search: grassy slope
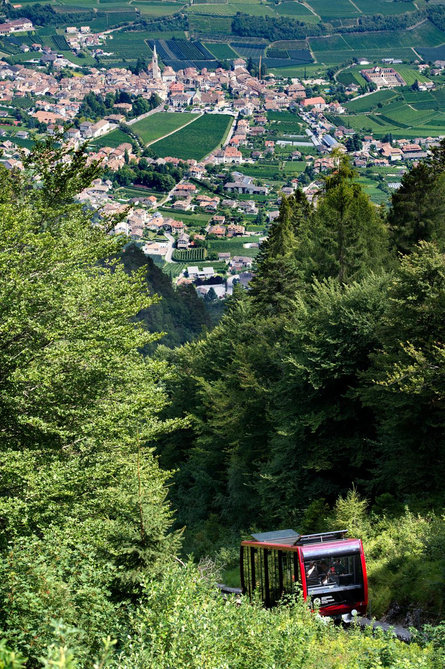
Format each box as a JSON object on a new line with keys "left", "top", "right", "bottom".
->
{"left": 151, "top": 114, "right": 233, "bottom": 160}
{"left": 131, "top": 112, "right": 199, "bottom": 144}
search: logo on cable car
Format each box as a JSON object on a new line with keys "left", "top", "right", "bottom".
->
{"left": 313, "top": 595, "right": 335, "bottom": 605}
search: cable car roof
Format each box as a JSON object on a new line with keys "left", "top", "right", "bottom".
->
{"left": 250, "top": 529, "right": 349, "bottom": 547}
{"left": 251, "top": 529, "right": 300, "bottom": 545}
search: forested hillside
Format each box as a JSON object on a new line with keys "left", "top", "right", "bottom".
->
{"left": 120, "top": 244, "right": 214, "bottom": 351}
{"left": 0, "top": 140, "right": 443, "bottom": 666}
{"left": 158, "top": 149, "right": 445, "bottom": 621}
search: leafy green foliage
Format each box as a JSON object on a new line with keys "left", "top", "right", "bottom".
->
{"left": 0, "top": 141, "right": 181, "bottom": 662}
{"left": 117, "top": 563, "right": 434, "bottom": 668}
{"left": 0, "top": 133, "right": 443, "bottom": 665}
{"left": 325, "top": 490, "right": 445, "bottom": 621}
{"left": 159, "top": 154, "right": 444, "bottom": 629}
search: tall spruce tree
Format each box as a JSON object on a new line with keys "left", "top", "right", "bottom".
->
{"left": 249, "top": 194, "right": 306, "bottom": 312}
{"left": 361, "top": 242, "right": 445, "bottom": 499}
{"left": 388, "top": 139, "right": 445, "bottom": 254}
{"left": 298, "top": 156, "right": 389, "bottom": 283}
{"left": 255, "top": 273, "right": 390, "bottom": 525}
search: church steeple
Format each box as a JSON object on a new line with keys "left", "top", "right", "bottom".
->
{"left": 151, "top": 44, "right": 161, "bottom": 80}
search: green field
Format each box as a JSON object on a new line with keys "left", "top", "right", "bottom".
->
{"left": 356, "top": 0, "right": 416, "bottom": 13}
{"left": 188, "top": 14, "right": 233, "bottom": 34}
{"left": 306, "top": 0, "right": 359, "bottom": 19}
{"left": 90, "top": 128, "right": 133, "bottom": 149}
{"left": 330, "top": 93, "right": 445, "bottom": 137}
{"left": 204, "top": 42, "right": 238, "bottom": 59}
{"left": 274, "top": 2, "right": 314, "bottom": 18}
{"left": 239, "top": 164, "right": 283, "bottom": 179}
{"left": 311, "top": 35, "right": 352, "bottom": 53}
{"left": 131, "top": 112, "right": 200, "bottom": 145}
{"left": 151, "top": 114, "right": 233, "bottom": 160}
{"left": 345, "top": 90, "right": 398, "bottom": 113}
{"left": 132, "top": 2, "right": 183, "bottom": 17}
{"left": 158, "top": 208, "right": 212, "bottom": 227}
{"left": 105, "top": 30, "right": 153, "bottom": 59}
{"left": 207, "top": 236, "right": 261, "bottom": 257}
{"left": 162, "top": 262, "right": 186, "bottom": 278}
{"left": 173, "top": 247, "right": 206, "bottom": 261}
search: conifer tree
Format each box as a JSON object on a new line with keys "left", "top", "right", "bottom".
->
{"left": 249, "top": 194, "right": 306, "bottom": 312}
{"left": 361, "top": 242, "right": 445, "bottom": 497}
{"left": 388, "top": 139, "right": 445, "bottom": 254}
{"left": 298, "top": 156, "right": 389, "bottom": 283}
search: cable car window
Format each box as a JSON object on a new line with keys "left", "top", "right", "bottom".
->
{"left": 304, "top": 554, "right": 363, "bottom": 594}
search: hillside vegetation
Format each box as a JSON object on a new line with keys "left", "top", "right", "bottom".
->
{"left": 0, "top": 140, "right": 443, "bottom": 665}
{"left": 158, "top": 151, "right": 445, "bottom": 622}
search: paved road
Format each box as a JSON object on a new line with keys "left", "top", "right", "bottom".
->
{"left": 226, "top": 274, "right": 239, "bottom": 296}
{"left": 222, "top": 113, "right": 238, "bottom": 148}
{"left": 164, "top": 231, "right": 175, "bottom": 262}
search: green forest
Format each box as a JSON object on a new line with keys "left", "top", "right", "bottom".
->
{"left": 0, "top": 139, "right": 443, "bottom": 666}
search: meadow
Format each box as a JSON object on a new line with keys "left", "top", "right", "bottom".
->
{"left": 207, "top": 236, "right": 261, "bottom": 257}
{"left": 151, "top": 114, "right": 233, "bottom": 160}
{"left": 329, "top": 102, "right": 445, "bottom": 138}
{"left": 353, "top": 0, "right": 416, "bottom": 15}
{"left": 90, "top": 128, "right": 132, "bottom": 149}
{"left": 131, "top": 112, "right": 200, "bottom": 145}
{"left": 336, "top": 83, "right": 445, "bottom": 138}
{"left": 132, "top": 2, "right": 183, "bottom": 18}
{"left": 345, "top": 89, "right": 398, "bottom": 113}
{"left": 158, "top": 208, "right": 212, "bottom": 228}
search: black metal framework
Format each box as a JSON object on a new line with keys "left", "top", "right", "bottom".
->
{"left": 241, "top": 545, "right": 299, "bottom": 607}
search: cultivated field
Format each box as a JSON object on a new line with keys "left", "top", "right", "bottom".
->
{"left": 131, "top": 112, "right": 200, "bottom": 145}
{"left": 329, "top": 90, "right": 445, "bottom": 138}
{"left": 151, "top": 114, "right": 233, "bottom": 160}
{"left": 105, "top": 30, "right": 153, "bottom": 60}
{"left": 90, "top": 129, "right": 133, "bottom": 149}
{"left": 207, "top": 237, "right": 261, "bottom": 257}
{"left": 204, "top": 42, "right": 239, "bottom": 60}
{"left": 7, "top": 0, "right": 445, "bottom": 82}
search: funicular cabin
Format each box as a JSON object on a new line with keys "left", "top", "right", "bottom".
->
{"left": 240, "top": 529, "right": 368, "bottom": 622}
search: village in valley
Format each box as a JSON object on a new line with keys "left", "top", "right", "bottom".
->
{"left": 1, "top": 4, "right": 445, "bottom": 298}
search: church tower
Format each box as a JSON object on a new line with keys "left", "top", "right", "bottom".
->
{"left": 151, "top": 44, "right": 161, "bottom": 80}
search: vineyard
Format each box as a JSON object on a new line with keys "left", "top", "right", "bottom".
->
{"left": 131, "top": 112, "right": 199, "bottom": 145}
{"left": 151, "top": 114, "right": 233, "bottom": 161}
{"left": 52, "top": 35, "right": 70, "bottom": 51}
{"left": 173, "top": 247, "right": 206, "bottom": 261}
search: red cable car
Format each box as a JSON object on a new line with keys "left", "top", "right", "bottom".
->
{"left": 240, "top": 529, "right": 368, "bottom": 622}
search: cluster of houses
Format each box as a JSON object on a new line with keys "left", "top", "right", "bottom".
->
{"left": 1, "top": 16, "right": 444, "bottom": 297}
{"left": 0, "top": 18, "right": 33, "bottom": 35}
{"left": 64, "top": 25, "right": 106, "bottom": 51}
